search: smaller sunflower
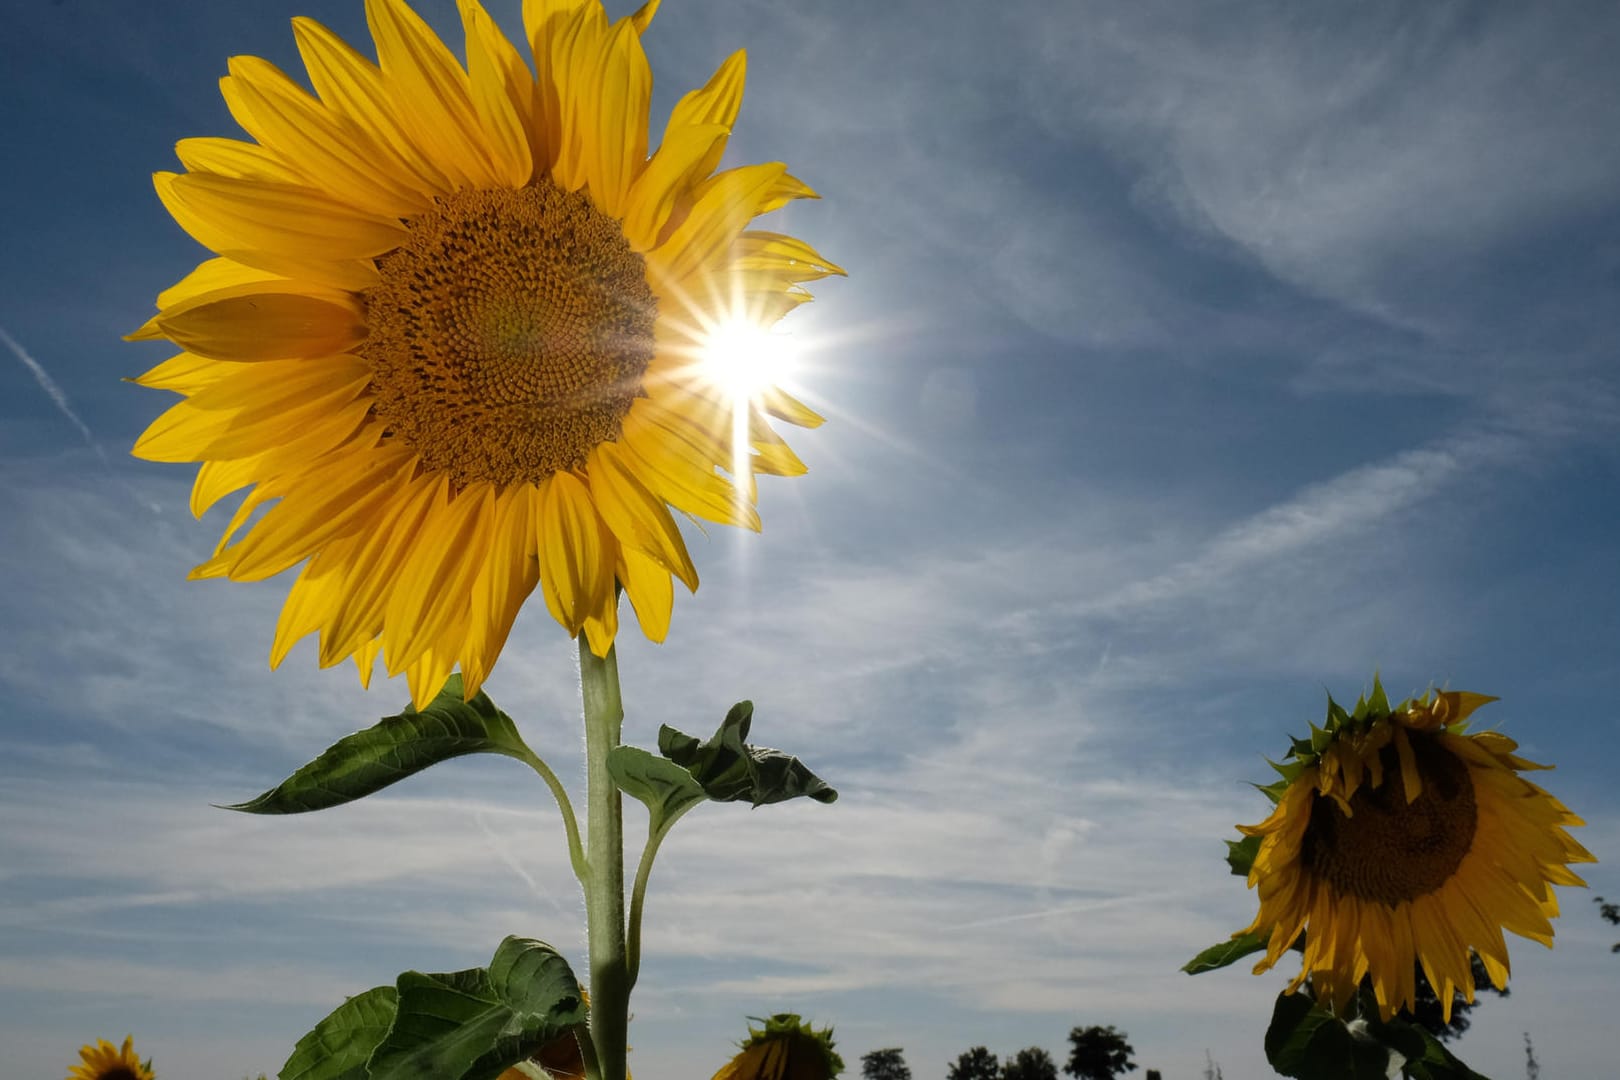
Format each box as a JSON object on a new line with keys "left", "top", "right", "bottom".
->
{"left": 1237, "top": 681, "right": 1594, "bottom": 1021}
{"left": 711, "top": 1014, "right": 844, "bottom": 1080}
{"left": 67, "top": 1036, "right": 154, "bottom": 1080}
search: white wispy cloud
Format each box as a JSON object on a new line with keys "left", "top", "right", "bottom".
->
{"left": 1014, "top": 2, "right": 1620, "bottom": 329}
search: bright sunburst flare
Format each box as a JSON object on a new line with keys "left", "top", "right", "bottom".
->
{"left": 67, "top": 1036, "right": 154, "bottom": 1080}
{"left": 699, "top": 319, "right": 797, "bottom": 403}
{"left": 695, "top": 316, "right": 802, "bottom": 504}
{"left": 1237, "top": 685, "right": 1595, "bottom": 1021}
{"left": 130, "top": 0, "right": 844, "bottom": 705}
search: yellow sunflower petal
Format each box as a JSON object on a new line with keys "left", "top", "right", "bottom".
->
{"left": 176, "top": 135, "right": 307, "bottom": 184}
{"left": 579, "top": 18, "right": 651, "bottom": 217}
{"left": 628, "top": 0, "right": 660, "bottom": 34}
{"left": 521, "top": 0, "right": 590, "bottom": 173}
{"left": 457, "top": 0, "right": 538, "bottom": 186}
{"left": 153, "top": 171, "right": 384, "bottom": 292}
{"left": 546, "top": 0, "right": 610, "bottom": 193}
{"left": 365, "top": 0, "right": 503, "bottom": 188}
{"left": 133, "top": 357, "right": 371, "bottom": 462}
{"left": 586, "top": 441, "right": 699, "bottom": 590}
{"left": 222, "top": 57, "right": 431, "bottom": 217}
{"left": 129, "top": 351, "right": 231, "bottom": 395}
{"left": 154, "top": 288, "right": 366, "bottom": 361}
{"left": 463, "top": 483, "right": 541, "bottom": 695}
{"left": 164, "top": 171, "right": 406, "bottom": 260}
{"left": 291, "top": 15, "right": 454, "bottom": 194}
{"left": 213, "top": 447, "right": 416, "bottom": 582}
{"left": 621, "top": 121, "right": 730, "bottom": 251}
{"left": 663, "top": 48, "right": 745, "bottom": 186}
{"left": 618, "top": 545, "right": 673, "bottom": 642}
{"left": 536, "top": 471, "right": 615, "bottom": 635}
{"left": 384, "top": 481, "right": 497, "bottom": 676}
{"left": 619, "top": 409, "right": 760, "bottom": 529}
{"left": 649, "top": 162, "right": 789, "bottom": 284}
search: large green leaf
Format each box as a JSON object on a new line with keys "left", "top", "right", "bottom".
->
{"left": 609, "top": 745, "right": 707, "bottom": 831}
{"left": 1264, "top": 992, "right": 1391, "bottom": 1080}
{"left": 280, "top": 985, "right": 398, "bottom": 1080}
{"left": 224, "top": 675, "right": 535, "bottom": 814}
{"left": 657, "top": 701, "right": 837, "bottom": 807}
{"left": 367, "top": 937, "right": 585, "bottom": 1080}
{"left": 1181, "top": 928, "right": 1266, "bottom": 975}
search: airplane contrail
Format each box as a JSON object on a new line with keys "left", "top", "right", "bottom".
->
{"left": 0, "top": 322, "right": 109, "bottom": 466}
{"left": 2, "top": 322, "right": 165, "bottom": 514}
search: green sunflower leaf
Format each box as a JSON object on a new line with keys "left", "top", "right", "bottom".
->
{"left": 279, "top": 985, "right": 397, "bottom": 1080}
{"left": 1393, "top": 1026, "right": 1493, "bottom": 1080}
{"left": 1181, "top": 928, "right": 1266, "bottom": 975}
{"left": 1264, "top": 992, "right": 1393, "bottom": 1080}
{"left": 1226, "top": 834, "right": 1261, "bottom": 877}
{"left": 223, "top": 675, "right": 536, "bottom": 814}
{"left": 367, "top": 936, "right": 586, "bottom": 1080}
{"left": 609, "top": 744, "right": 708, "bottom": 832}
{"left": 657, "top": 701, "right": 838, "bottom": 807}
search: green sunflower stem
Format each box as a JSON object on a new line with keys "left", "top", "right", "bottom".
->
{"left": 579, "top": 636, "right": 630, "bottom": 1080}
{"left": 626, "top": 804, "right": 695, "bottom": 990}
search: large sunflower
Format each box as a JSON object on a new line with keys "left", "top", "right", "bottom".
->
{"left": 130, "top": 0, "right": 841, "bottom": 706}
{"left": 1238, "top": 685, "right": 1594, "bottom": 1021}
{"left": 67, "top": 1036, "right": 154, "bottom": 1080}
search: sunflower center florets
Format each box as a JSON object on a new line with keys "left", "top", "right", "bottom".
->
{"left": 100, "top": 1070, "right": 139, "bottom": 1080}
{"left": 1301, "top": 733, "right": 1477, "bottom": 905}
{"left": 360, "top": 180, "right": 657, "bottom": 486}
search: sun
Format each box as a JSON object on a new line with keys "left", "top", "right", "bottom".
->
{"left": 694, "top": 317, "right": 803, "bottom": 499}
{"left": 698, "top": 318, "right": 798, "bottom": 405}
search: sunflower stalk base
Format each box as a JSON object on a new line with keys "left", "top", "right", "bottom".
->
{"left": 219, "top": 639, "right": 837, "bottom": 1080}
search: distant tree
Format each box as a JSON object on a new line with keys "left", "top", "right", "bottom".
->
{"left": 1145, "top": 1071, "right": 1161, "bottom": 1080}
{"left": 861, "top": 1048, "right": 911, "bottom": 1080}
{"left": 1062, "top": 1026, "right": 1136, "bottom": 1080}
{"left": 1523, "top": 1032, "right": 1540, "bottom": 1080}
{"left": 1201, "top": 1051, "right": 1223, "bottom": 1080}
{"left": 1597, "top": 895, "right": 1620, "bottom": 952}
{"left": 948, "top": 1046, "right": 1000, "bottom": 1080}
{"left": 1001, "top": 1047, "right": 1059, "bottom": 1080}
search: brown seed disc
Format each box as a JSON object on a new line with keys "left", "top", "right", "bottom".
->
{"left": 360, "top": 180, "right": 657, "bottom": 486}
{"left": 1301, "top": 733, "right": 1478, "bottom": 905}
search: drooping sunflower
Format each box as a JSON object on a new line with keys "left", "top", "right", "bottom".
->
{"left": 67, "top": 1036, "right": 155, "bottom": 1080}
{"left": 711, "top": 1014, "right": 844, "bottom": 1080}
{"left": 1237, "top": 683, "right": 1595, "bottom": 1021}
{"left": 130, "top": 0, "right": 841, "bottom": 706}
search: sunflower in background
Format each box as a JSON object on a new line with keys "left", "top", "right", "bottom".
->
{"left": 712, "top": 1014, "right": 844, "bottom": 1080}
{"left": 67, "top": 1036, "right": 154, "bottom": 1080}
{"left": 130, "top": 0, "right": 842, "bottom": 706}
{"left": 1237, "top": 682, "right": 1595, "bottom": 1021}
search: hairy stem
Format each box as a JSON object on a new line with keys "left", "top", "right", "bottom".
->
{"left": 579, "top": 638, "right": 628, "bottom": 1080}
{"left": 519, "top": 749, "right": 590, "bottom": 889}
{"left": 626, "top": 805, "right": 695, "bottom": 990}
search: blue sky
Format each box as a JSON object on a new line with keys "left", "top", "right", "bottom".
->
{"left": 3, "top": 1, "right": 1619, "bottom": 1077}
